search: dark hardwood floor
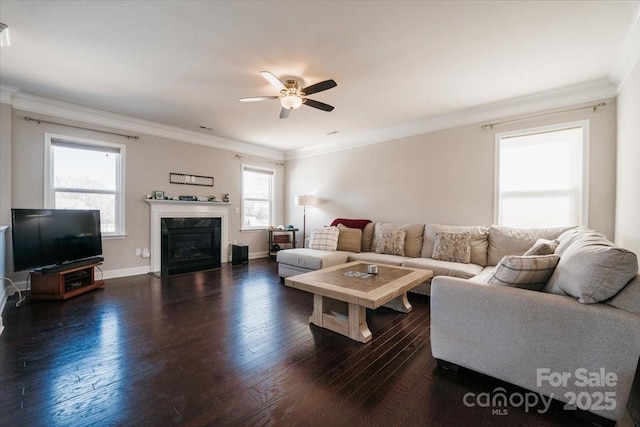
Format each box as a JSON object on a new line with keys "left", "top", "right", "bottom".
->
{"left": 0, "top": 258, "right": 624, "bottom": 426}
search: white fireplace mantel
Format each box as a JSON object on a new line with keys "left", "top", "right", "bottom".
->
{"left": 146, "top": 199, "right": 231, "bottom": 273}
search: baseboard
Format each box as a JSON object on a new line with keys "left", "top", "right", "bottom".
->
{"left": 249, "top": 252, "right": 268, "bottom": 259}
{"left": 100, "top": 265, "right": 151, "bottom": 280}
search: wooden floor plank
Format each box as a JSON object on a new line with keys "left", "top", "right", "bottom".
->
{"left": 0, "top": 259, "right": 604, "bottom": 426}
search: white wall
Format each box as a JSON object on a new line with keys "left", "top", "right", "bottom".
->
{"left": 7, "top": 108, "right": 284, "bottom": 281}
{"left": 285, "top": 99, "right": 618, "bottom": 239}
{"left": 0, "top": 103, "right": 12, "bottom": 332}
{"left": 615, "top": 59, "right": 640, "bottom": 255}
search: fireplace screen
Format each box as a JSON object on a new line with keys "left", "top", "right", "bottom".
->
{"left": 161, "top": 217, "right": 221, "bottom": 276}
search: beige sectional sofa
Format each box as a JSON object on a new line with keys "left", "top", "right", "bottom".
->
{"left": 277, "top": 221, "right": 570, "bottom": 295}
{"left": 277, "top": 221, "right": 640, "bottom": 424}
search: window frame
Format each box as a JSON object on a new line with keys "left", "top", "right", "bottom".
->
{"left": 493, "top": 120, "right": 590, "bottom": 228}
{"left": 44, "top": 133, "right": 126, "bottom": 238}
{"left": 240, "top": 164, "right": 276, "bottom": 231}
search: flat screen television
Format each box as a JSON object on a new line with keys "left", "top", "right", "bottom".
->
{"left": 11, "top": 208, "right": 104, "bottom": 273}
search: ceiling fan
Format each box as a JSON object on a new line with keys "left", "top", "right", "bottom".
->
{"left": 239, "top": 71, "right": 337, "bottom": 119}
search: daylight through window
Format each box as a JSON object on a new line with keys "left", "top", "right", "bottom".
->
{"left": 242, "top": 165, "right": 274, "bottom": 230}
{"left": 495, "top": 121, "right": 588, "bottom": 228}
{"left": 45, "top": 134, "right": 125, "bottom": 235}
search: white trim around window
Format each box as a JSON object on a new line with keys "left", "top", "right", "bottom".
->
{"left": 241, "top": 164, "right": 276, "bottom": 231}
{"left": 494, "top": 120, "right": 590, "bottom": 228}
{"left": 44, "top": 133, "right": 126, "bottom": 237}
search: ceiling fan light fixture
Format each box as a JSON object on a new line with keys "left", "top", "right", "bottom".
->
{"left": 280, "top": 94, "right": 303, "bottom": 110}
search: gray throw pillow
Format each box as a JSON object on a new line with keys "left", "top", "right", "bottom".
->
{"left": 486, "top": 254, "right": 560, "bottom": 291}
{"left": 546, "top": 233, "right": 638, "bottom": 303}
{"left": 523, "top": 239, "right": 559, "bottom": 256}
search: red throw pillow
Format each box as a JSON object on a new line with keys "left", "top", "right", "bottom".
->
{"left": 330, "top": 218, "right": 372, "bottom": 230}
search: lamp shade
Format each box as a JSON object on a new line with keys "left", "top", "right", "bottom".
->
{"left": 295, "top": 195, "right": 317, "bottom": 206}
{"left": 281, "top": 95, "right": 303, "bottom": 110}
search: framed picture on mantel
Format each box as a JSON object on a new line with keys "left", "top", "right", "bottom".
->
{"left": 153, "top": 191, "right": 165, "bottom": 200}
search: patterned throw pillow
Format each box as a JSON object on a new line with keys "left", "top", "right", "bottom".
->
{"left": 523, "top": 239, "right": 559, "bottom": 256}
{"left": 336, "top": 224, "right": 362, "bottom": 252}
{"left": 373, "top": 229, "right": 406, "bottom": 256}
{"left": 432, "top": 231, "right": 471, "bottom": 264}
{"left": 309, "top": 227, "right": 340, "bottom": 251}
{"left": 486, "top": 254, "right": 561, "bottom": 290}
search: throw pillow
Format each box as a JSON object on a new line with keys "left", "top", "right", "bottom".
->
{"left": 486, "top": 255, "right": 561, "bottom": 290}
{"left": 373, "top": 229, "right": 406, "bottom": 256}
{"left": 309, "top": 227, "right": 340, "bottom": 251}
{"left": 336, "top": 224, "right": 362, "bottom": 252}
{"left": 545, "top": 233, "right": 638, "bottom": 303}
{"left": 432, "top": 231, "right": 471, "bottom": 264}
{"left": 523, "top": 239, "right": 559, "bottom": 256}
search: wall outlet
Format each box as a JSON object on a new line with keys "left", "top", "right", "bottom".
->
{"left": 135, "top": 248, "right": 142, "bottom": 256}
{"left": 236, "top": 207, "right": 240, "bottom": 214}
{"left": 141, "top": 248, "right": 150, "bottom": 258}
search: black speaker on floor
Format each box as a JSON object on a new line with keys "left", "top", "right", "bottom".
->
{"left": 232, "top": 244, "right": 249, "bottom": 266}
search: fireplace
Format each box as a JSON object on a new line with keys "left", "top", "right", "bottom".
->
{"left": 146, "top": 199, "right": 231, "bottom": 276}
{"left": 161, "top": 217, "right": 221, "bottom": 276}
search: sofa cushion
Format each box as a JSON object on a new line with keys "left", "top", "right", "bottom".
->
{"left": 469, "top": 266, "right": 497, "bottom": 283}
{"left": 422, "top": 224, "right": 489, "bottom": 266}
{"left": 373, "top": 228, "right": 406, "bottom": 256}
{"left": 486, "top": 255, "right": 560, "bottom": 291}
{"left": 348, "top": 252, "right": 409, "bottom": 266}
{"left": 336, "top": 224, "right": 362, "bottom": 252}
{"left": 606, "top": 273, "right": 640, "bottom": 315}
{"left": 487, "top": 225, "right": 572, "bottom": 266}
{"left": 309, "top": 227, "right": 340, "bottom": 251}
{"left": 372, "top": 223, "right": 424, "bottom": 258}
{"left": 544, "top": 232, "right": 639, "bottom": 304}
{"left": 362, "top": 222, "right": 375, "bottom": 252}
{"left": 523, "top": 238, "right": 559, "bottom": 256}
{"left": 554, "top": 226, "right": 598, "bottom": 256}
{"left": 276, "top": 248, "right": 351, "bottom": 270}
{"left": 432, "top": 231, "right": 471, "bottom": 264}
{"left": 403, "top": 257, "right": 483, "bottom": 279}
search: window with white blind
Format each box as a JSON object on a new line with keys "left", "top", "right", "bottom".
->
{"left": 495, "top": 121, "right": 588, "bottom": 228}
{"left": 44, "top": 134, "right": 126, "bottom": 236}
{"left": 241, "top": 165, "right": 275, "bottom": 230}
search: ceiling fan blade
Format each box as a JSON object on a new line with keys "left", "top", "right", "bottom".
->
{"left": 302, "top": 79, "right": 337, "bottom": 95}
{"left": 260, "top": 71, "right": 286, "bottom": 91}
{"left": 239, "top": 96, "right": 280, "bottom": 102}
{"left": 304, "top": 98, "right": 334, "bottom": 112}
{"left": 279, "top": 108, "right": 291, "bottom": 119}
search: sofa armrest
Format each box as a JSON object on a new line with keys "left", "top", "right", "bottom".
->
{"left": 430, "top": 276, "right": 640, "bottom": 421}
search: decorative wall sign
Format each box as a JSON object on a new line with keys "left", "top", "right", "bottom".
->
{"left": 170, "top": 172, "right": 214, "bottom": 187}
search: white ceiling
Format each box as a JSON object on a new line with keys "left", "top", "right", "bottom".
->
{"left": 0, "top": 1, "right": 638, "bottom": 157}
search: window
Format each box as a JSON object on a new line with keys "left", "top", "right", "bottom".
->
{"left": 495, "top": 121, "right": 588, "bottom": 228}
{"left": 44, "top": 134, "right": 125, "bottom": 236}
{"left": 241, "top": 165, "right": 275, "bottom": 230}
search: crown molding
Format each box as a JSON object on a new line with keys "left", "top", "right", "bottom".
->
{"left": 285, "top": 78, "right": 618, "bottom": 160}
{"left": 0, "top": 86, "right": 284, "bottom": 161}
{"left": 3, "top": 77, "right": 618, "bottom": 163}
{"left": 610, "top": 4, "right": 640, "bottom": 92}
{"left": 0, "top": 84, "right": 20, "bottom": 104}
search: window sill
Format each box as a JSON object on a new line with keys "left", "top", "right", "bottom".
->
{"left": 240, "top": 228, "right": 266, "bottom": 232}
{"left": 103, "top": 233, "right": 127, "bottom": 240}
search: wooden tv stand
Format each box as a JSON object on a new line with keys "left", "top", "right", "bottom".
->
{"left": 30, "top": 262, "right": 105, "bottom": 300}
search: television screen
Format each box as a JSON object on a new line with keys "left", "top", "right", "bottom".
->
{"left": 11, "top": 208, "right": 103, "bottom": 272}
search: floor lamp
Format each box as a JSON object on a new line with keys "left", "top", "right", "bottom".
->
{"left": 295, "top": 195, "right": 317, "bottom": 245}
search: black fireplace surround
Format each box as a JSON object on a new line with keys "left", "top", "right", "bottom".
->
{"left": 161, "top": 217, "right": 221, "bottom": 276}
